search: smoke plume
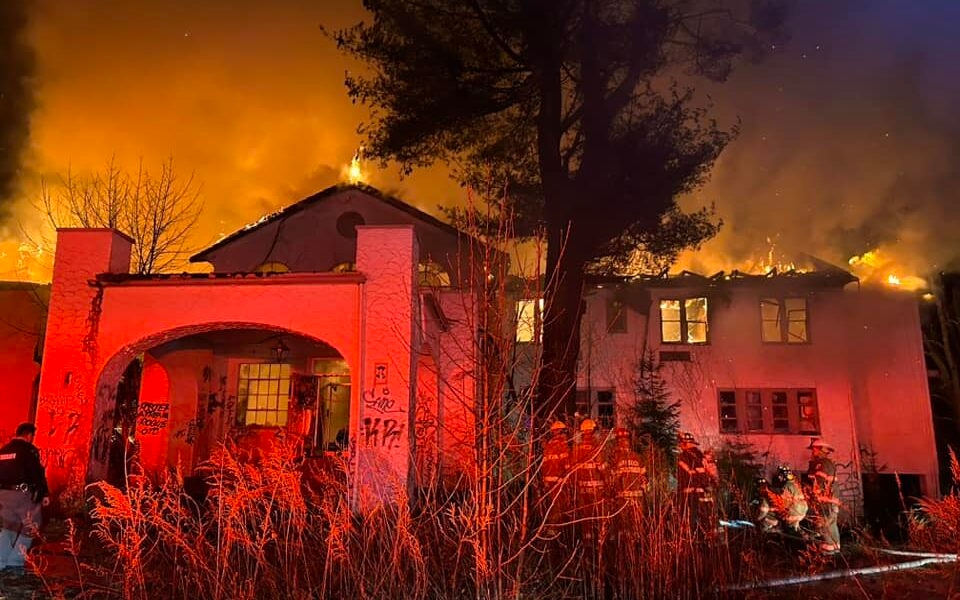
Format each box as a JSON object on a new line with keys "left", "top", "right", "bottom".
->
{"left": 681, "top": 0, "right": 960, "bottom": 282}
{"left": 0, "top": 0, "right": 34, "bottom": 219}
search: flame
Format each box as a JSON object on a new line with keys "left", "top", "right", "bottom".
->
{"left": 847, "top": 248, "right": 928, "bottom": 291}
{"left": 343, "top": 147, "right": 366, "bottom": 184}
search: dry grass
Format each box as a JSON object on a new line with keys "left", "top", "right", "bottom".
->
{"left": 910, "top": 450, "right": 960, "bottom": 554}
{"left": 52, "top": 437, "right": 829, "bottom": 600}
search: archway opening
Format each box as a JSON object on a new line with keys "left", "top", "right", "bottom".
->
{"left": 100, "top": 326, "right": 352, "bottom": 483}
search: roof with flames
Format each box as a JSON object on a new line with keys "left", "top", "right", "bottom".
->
{"left": 588, "top": 255, "right": 858, "bottom": 289}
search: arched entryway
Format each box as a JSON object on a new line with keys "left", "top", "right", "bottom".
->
{"left": 92, "top": 324, "right": 353, "bottom": 484}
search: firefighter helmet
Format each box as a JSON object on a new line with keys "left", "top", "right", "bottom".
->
{"left": 580, "top": 418, "right": 597, "bottom": 432}
{"left": 549, "top": 421, "right": 567, "bottom": 432}
{"left": 756, "top": 477, "right": 769, "bottom": 487}
{"left": 679, "top": 432, "right": 698, "bottom": 445}
{"left": 614, "top": 427, "right": 630, "bottom": 440}
{"left": 808, "top": 438, "right": 835, "bottom": 452}
{"left": 777, "top": 464, "right": 796, "bottom": 480}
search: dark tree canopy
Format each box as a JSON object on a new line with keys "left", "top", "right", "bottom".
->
{"left": 335, "top": 0, "right": 788, "bottom": 415}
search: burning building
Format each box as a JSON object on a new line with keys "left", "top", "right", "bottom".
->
{"left": 27, "top": 183, "right": 939, "bottom": 517}
{"left": 562, "top": 263, "right": 938, "bottom": 519}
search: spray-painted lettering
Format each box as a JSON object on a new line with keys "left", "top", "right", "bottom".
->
{"left": 138, "top": 402, "right": 170, "bottom": 435}
{"left": 361, "top": 417, "right": 405, "bottom": 450}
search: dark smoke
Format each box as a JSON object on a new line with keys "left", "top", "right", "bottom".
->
{"left": 684, "top": 0, "right": 960, "bottom": 276}
{"left": 0, "top": 0, "right": 33, "bottom": 219}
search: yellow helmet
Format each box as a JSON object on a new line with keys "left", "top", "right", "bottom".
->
{"left": 550, "top": 421, "right": 567, "bottom": 432}
{"left": 580, "top": 419, "right": 597, "bottom": 432}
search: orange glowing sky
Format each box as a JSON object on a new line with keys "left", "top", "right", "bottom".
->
{"left": 6, "top": 1, "right": 960, "bottom": 285}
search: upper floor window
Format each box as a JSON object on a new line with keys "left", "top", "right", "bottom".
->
{"left": 718, "top": 388, "right": 819, "bottom": 435}
{"left": 760, "top": 297, "right": 808, "bottom": 343}
{"left": 516, "top": 298, "right": 544, "bottom": 343}
{"left": 606, "top": 297, "right": 627, "bottom": 334}
{"left": 238, "top": 363, "right": 291, "bottom": 426}
{"left": 660, "top": 297, "right": 708, "bottom": 344}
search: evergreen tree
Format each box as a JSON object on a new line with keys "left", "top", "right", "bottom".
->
{"left": 629, "top": 349, "right": 680, "bottom": 461}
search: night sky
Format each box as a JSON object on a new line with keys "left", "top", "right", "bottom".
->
{"left": 3, "top": 0, "right": 959, "bottom": 282}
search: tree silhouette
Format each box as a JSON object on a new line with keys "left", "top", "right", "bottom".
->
{"left": 333, "top": 0, "right": 788, "bottom": 416}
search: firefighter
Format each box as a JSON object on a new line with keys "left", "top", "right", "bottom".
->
{"left": 807, "top": 438, "right": 841, "bottom": 553}
{"left": 572, "top": 419, "right": 606, "bottom": 552}
{"left": 677, "top": 432, "right": 717, "bottom": 534}
{"left": 753, "top": 477, "right": 779, "bottom": 531}
{"left": 608, "top": 427, "right": 647, "bottom": 541}
{"left": 0, "top": 423, "right": 49, "bottom": 570}
{"left": 773, "top": 464, "right": 808, "bottom": 533}
{"left": 541, "top": 421, "right": 572, "bottom": 531}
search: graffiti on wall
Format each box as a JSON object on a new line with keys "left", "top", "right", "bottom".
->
{"left": 414, "top": 395, "right": 438, "bottom": 483}
{"left": 362, "top": 387, "right": 404, "bottom": 414}
{"left": 138, "top": 402, "right": 170, "bottom": 435}
{"left": 361, "top": 417, "right": 405, "bottom": 450}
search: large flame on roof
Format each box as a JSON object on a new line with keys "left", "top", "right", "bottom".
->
{"left": 848, "top": 249, "right": 927, "bottom": 291}
{"left": 343, "top": 148, "right": 366, "bottom": 184}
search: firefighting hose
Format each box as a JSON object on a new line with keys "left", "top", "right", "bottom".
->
{"left": 717, "top": 520, "right": 958, "bottom": 591}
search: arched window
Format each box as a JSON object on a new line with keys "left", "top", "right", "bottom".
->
{"left": 331, "top": 262, "right": 357, "bottom": 273}
{"left": 254, "top": 262, "right": 290, "bottom": 274}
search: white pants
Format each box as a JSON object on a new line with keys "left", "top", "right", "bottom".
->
{"left": 0, "top": 489, "right": 42, "bottom": 569}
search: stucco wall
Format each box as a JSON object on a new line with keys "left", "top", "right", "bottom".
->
{"left": 37, "top": 225, "right": 428, "bottom": 507}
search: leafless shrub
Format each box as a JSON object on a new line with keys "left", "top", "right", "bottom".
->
{"left": 33, "top": 156, "right": 203, "bottom": 274}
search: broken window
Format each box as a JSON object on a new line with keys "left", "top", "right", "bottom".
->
{"left": 760, "top": 297, "right": 808, "bottom": 343}
{"left": 716, "top": 389, "right": 819, "bottom": 435}
{"left": 516, "top": 298, "right": 544, "bottom": 343}
{"left": 659, "top": 296, "right": 709, "bottom": 344}
{"left": 606, "top": 297, "right": 628, "bottom": 334}
{"left": 238, "top": 363, "right": 292, "bottom": 427}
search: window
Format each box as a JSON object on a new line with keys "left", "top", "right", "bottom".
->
{"left": 238, "top": 363, "right": 291, "bottom": 426}
{"left": 660, "top": 297, "right": 708, "bottom": 344}
{"left": 760, "top": 297, "right": 808, "bottom": 343}
{"left": 254, "top": 262, "right": 289, "bottom": 274}
{"left": 575, "top": 388, "right": 616, "bottom": 429}
{"left": 419, "top": 261, "right": 451, "bottom": 287}
{"left": 516, "top": 298, "right": 544, "bottom": 343}
{"left": 716, "top": 389, "right": 819, "bottom": 435}
{"left": 596, "top": 390, "right": 616, "bottom": 430}
{"left": 606, "top": 297, "right": 627, "bottom": 334}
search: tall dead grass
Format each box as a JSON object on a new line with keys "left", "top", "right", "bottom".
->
{"left": 910, "top": 449, "right": 960, "bottom": 553}
{"left": 72, "top": 436, "right": 789, "bottom": 600}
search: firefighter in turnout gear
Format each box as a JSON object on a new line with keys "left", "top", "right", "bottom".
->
{"left": 677, "top": 432, "right": 717, "bottom": 534}
{"left": 753, "top": 477, "right": 779, "bottom": 531}
{"left": 0, "top": 423, "right": 49, "bottom": 570}
{"left": 608, "top": 427, "right": 647, "bottom": 540}
{"left": 807, "top": 438, "right": 841, "bottom": 553}
{"left": 541, "top": 421, "right": 572, "bottom": 530}
{"left": 572, "top": 419, "right": 606, "bottom": 551}
{"left": 773, "top": 464, "right": 808, "bottom": 533}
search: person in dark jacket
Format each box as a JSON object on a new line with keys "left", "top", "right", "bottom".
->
{"left": 0, "top": 423, "right": 49, "bottom": 570}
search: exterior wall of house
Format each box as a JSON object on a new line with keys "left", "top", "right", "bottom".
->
{"left": 35, "top": 225, "right": 430, "bottom": 508}
{"left": 576, "top": 280, "right": 939, "bottom": 514}
{"left": 0, "top": 283, "right": 48, "bottom": 442}
{"left": 847, "top": 289, "right": 939, "bottom": 497}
